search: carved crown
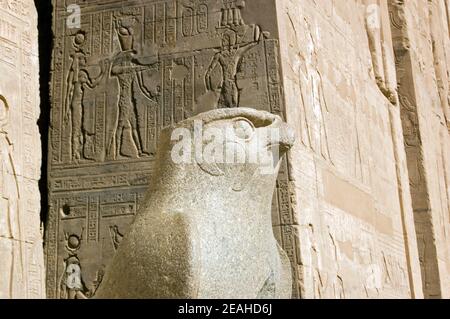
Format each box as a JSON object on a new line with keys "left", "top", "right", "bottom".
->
{"left": 115, "top": 15, "right": 137, "bottom": 51}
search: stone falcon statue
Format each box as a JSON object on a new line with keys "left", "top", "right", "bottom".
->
{"left": 95, "top": 108, "right": 295, "bottom": 299}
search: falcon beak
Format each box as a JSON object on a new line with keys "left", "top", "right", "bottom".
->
{"left": 266, "top": 117, "right": 296, "bottom": 155}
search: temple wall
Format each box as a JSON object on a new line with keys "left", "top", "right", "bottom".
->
{"left": 389, "top": 0, "right": 450, "bottom": 298}
{"left": 0, "top": 0, "right": 45, "bottom": 299}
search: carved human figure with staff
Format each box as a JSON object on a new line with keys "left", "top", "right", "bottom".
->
{"left": 108, "top": 16, "right": 160, "bottom": 159}
{"left": 65, "top": 31, "right": 108, "bottom": 162}
{"left": 205, "top": 26, "right": 263, "bottom": 108}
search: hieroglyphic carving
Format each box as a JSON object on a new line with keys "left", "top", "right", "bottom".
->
{"left": 47, "top": 0, "right": 299, "bottom": 298}
{"left": 45, "top": 200, "right": 59, "bottom": 298}
{"left": 181, "top": 0, "right": 209, "bottom": 37}
{"left": 0, "top": 0, "right": 31, "bottom": 17}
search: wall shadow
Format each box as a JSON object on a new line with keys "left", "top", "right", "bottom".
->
{"left": 34, "top": 0, "right": 53, "bottom": 234}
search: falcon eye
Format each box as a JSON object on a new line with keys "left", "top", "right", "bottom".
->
{"left": 232, "top": 118, "right": 255, "bottom": 141}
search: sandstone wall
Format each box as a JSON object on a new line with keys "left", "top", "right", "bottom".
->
{"left": 276, "top": 0, "right": 424, "bottom": 298}
{"left": 0, "top": 0, "right": 45, "bottom": 298}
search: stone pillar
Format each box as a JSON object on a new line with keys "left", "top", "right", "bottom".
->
{"left": 389, "top": 0, "right": 450, "bottom": 298}
{"left": 0, "top": 0, "right": 45, "bottom": 299}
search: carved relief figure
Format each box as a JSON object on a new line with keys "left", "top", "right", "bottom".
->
{"left": 108, "top": 18, "right": 160, "bottom": 159}
{"left": 206, "top": 2, "right": 265, "bottom": 110}
{"left": 59, "top": 256, "right": 89, "bottom": 299}
{"left": 0, "top": 95, "right": 24, "bottom": 298}
{"left": 63, "top": 253, "right": 101, "bottom": 299}
{"left": 0, "top": 95, "right": 19, "bottom": 240}
{"left": 65, "top": 31, "right": 107, "bottom": 162}
{"left": 302, "top": 21, "right": 333, "bottom": 164}
{"left": 363, "top": 0, "right": 397, "bottom": 104}
{"left": 181, "top": 0, "right": 209, "bottom": 37}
